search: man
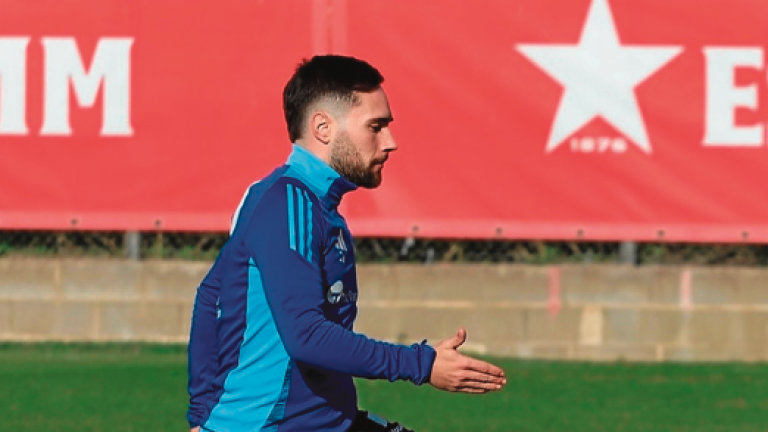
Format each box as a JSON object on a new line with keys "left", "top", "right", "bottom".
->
{"left": 187, "top": 54, "right": 507, "bottom": 432}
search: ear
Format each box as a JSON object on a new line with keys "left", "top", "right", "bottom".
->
{"left": 309, "top": 111, "right": 334, "bottom": 145}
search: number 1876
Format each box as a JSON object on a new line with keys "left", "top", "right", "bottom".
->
{"left": 570, "top": 137, "right": 628, "bottom": 153}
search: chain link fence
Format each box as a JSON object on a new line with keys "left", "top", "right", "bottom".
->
{"left": 2, "top": 230, "right": 768, "bottom": 266}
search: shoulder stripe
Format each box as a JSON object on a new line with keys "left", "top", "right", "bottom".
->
{"left": 296, "top": 187, "right": 305, "bottom": 258}
{"left": 286, "top": 184, "right": 297, "bottom": 251}
{"left": 304, "top": 190, "right": 313, "bottom": 263}
{"left": 285, "top": 183, "right": 314, "bottom": 262}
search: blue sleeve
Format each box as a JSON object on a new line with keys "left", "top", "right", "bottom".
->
{"left": 186, "top": 252, "right": 224, "bottom": 428}
{"left": 243, "top": 181, "right": 436, "bottom": 385}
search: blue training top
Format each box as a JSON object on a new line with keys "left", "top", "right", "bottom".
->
{"left": 187, "top": 145, "right": 437, "bottom": 432}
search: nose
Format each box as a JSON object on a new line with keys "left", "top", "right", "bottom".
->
{"left": 382, "top": 128, "right": 398, "bottom": 152}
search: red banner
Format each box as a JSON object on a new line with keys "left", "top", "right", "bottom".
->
{"left": 2, "top": 0, "right": 768, "bottom": 243}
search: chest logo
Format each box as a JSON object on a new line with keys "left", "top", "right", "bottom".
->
{"left": 334, "top": 229, "right": 348, "bottom": 263}
{"left": 326, "top": 280, "right": 357, "bottom": 305}
{"left": 327, "top": 280, "right": 345, "bottom": 304}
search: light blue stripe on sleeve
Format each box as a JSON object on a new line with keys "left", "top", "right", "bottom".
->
{"left": 286, "top": 184, "right": 296, "bottom": 251}
{"left": 296, "top": 187, "right": 305, "bottom": 258}
{"left": 304, "top": 190, "right": 313, "bottom": 263}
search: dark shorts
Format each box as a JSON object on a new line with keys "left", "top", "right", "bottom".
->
{"left": 347, "top": 411, "right": 415, "bottom": 432}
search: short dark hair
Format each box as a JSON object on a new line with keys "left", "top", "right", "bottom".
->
{"left": 282, "top": 55, "right": 384, "bottom": 142}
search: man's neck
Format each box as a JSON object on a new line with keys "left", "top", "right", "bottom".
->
{"left": 293, "top": 140, "right": 331, "bottom": 166}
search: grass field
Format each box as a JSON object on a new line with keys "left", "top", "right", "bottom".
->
{"left": 2, "top": 343, "right": 768, "bottom": 431}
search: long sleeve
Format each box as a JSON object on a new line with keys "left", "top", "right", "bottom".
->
{"left": 186, "top": 253, "right": 224, "bottom": 428}
{"left": 243, "top": 180, "right": 436, "bottom": 385}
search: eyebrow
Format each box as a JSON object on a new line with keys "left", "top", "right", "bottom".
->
{"left": 368, "top": 116, "right": 394, "bottom": 124}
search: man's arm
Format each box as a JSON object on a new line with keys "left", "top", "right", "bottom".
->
{"left": 244, "top": 182, "right": 435, "bottom": 384}
{"left": 186, "top": 253, "right": 224, "bottom": 428}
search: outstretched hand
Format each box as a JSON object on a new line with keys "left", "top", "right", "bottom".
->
{"left": 428, "top": 328, "right": 507, "bottom": 394}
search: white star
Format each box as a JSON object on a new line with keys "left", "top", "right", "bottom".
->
{"left": 516, "top": 0, "right": 682, "bottom": 153}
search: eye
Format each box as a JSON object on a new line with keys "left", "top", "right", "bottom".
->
{"left": 370, "top": 124, "right": 382, "bottom": 133}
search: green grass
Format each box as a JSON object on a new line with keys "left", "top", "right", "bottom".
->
{"left": 2, "top": 344, "right": 768, "bottom": 431}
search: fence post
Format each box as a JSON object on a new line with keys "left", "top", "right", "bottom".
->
{"left": 619, "top": 241, "right": 637, "bottom": 265}
{"left": 124, "top": 231, "right": 141, "bottom": 260}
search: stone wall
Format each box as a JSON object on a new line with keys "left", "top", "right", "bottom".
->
{"left": 1, "top": 259, "right": 767, "bottom": 362}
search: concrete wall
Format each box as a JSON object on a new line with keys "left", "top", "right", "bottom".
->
{"left": 1, "top": 258, "right": 768, "bottom": 362}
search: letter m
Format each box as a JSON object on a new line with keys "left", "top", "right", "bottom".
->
{"left": 41, "top": 37, "right": 134, "bottom": 136}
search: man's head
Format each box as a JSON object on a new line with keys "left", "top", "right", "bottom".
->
{"left": 283, "top": 55, "right": 398, "bottom": 189}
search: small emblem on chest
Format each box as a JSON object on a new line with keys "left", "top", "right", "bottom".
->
{"left": 327, "top": 280, "right": 345, "bottom": 304}
{"left": 326, "top": 280, "right": 357, "bottom": 305}
{"left": 334, "top": 229, "right": 348, "bottom": 263}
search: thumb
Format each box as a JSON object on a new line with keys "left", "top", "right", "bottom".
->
{"left": 449, "top": 328, "right": 467, "bottom": 349}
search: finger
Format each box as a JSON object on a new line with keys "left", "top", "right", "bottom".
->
{"left": 435, "top": 328, "right": 467, "bottom": 350}
{"left": 451, "top": 328, "right": 467, "bottom": 349}
{"left": 459, "top": 378, "right": 505, "bottom": 391}
{"left": 464, "top": 357, "right": 505, "bottom": 377}
{"left": 461, "top": 370, "right": 507, "bottom": 385}
{"left": 456, "top": 386, "right": 491, "bottom": 394}
{"left": 458, "top": 381, "right": 504, "bottom": 392}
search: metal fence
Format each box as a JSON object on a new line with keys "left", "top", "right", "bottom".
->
{"left": 2, "top": 230, "right": 768, "bottom": 266}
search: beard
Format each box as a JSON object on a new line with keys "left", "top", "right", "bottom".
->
{"left": 329, "top": 132, "right": 383, "bottom": 189}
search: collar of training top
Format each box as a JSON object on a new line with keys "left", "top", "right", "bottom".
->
{"left": 286, "top": 144, "right": 358, "bottom": 209}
